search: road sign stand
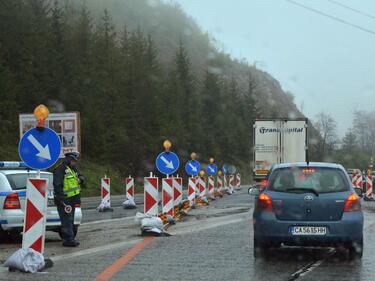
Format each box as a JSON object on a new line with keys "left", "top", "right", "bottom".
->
{"left": 98, "top": 176, "right": 113, "bottom": 212}
{"left": 22, "top": 178, "right": 48, "bottom": 254}
{"left": 197, "top": 176, "right": 208, "bottom": 206}
{"left": 144, "top": 174, "right": 159, "bottom": 216}
{"left": 216, "top": 175, "right": 223, "bottom": 197}
{"left": 235, "top": 173, "right": 241, "bottom": 190}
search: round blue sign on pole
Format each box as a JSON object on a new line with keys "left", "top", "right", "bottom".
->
{"left": 185, "top": 160, "right": 201, "bottom": 176}
{"left": 19, "top": 128, "right": 61, "bottom": 170}
{"left": 155, "top": 151, "right": 180, "bottom": 175}
{"left": 206, "top": 163, "right": 218, "bottom": 176}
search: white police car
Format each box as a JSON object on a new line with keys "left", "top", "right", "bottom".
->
{"left": 0, "top": 162, "right": 82, "bottom": 239}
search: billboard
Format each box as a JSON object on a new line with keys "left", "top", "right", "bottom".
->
{"left": 19, "top": 112, "right": 81, "bottom": 158}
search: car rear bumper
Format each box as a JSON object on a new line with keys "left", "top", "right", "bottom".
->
{"left": 253, "top": 211, "right": 363, "bottom": 245}
{"left": 0, "top": 208, "right": 82, "bottom": 231}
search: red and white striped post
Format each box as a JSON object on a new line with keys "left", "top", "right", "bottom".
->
{"left": 198, "top": 176, "right": 206, "bottom": 198}
{"left": 173, "top": 176, "right": 183, "bottom": 207}
{"left": 98, "top": 176, "right": 112, "bottom": 211}
{"left": 188, "top": 177, "right": 196, "bottom": 207}
{"left": 125, "top": 175, "right": 134, "bottom": 202}
{"left": 144, "top": 173, "right": 159, "bottom": 216}
{"left": 351, "top": 171, "right": 363, "bottom": 191}
{"left": 223, "top": 174, "right": 228, "bottom": 191}
{"left": 217, "top": 175, "right": 223, "bottom": 194}
{"left": 229, "top": 174, "right": 235, "bottom": 192}
{"left": 365, "top": 174, "right": 373, "bottom": 200}
{"left": 22, "top": 178, "right": 48, "bottom": 254}
{"left": 162, "top": 177, "right": 174, "bottom": 217}
{"left": 208, "top": 176, "right": 215, "bottom": 199}
{"left": 235, "top": 173, "right": 241, "bottom": 189}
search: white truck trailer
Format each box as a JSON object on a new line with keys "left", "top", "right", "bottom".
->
{"left": 253, "top": 118, "right": 308, "bottom": 181}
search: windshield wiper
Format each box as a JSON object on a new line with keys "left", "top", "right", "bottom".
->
{"left": 285, "top": 188, "right": 319, "bottom": 197}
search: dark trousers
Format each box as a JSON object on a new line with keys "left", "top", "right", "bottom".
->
{"left": 56, "top": 202, "right": 76, "bottom": 242}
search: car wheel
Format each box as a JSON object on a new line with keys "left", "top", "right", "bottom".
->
{"left": 347, "top": 239, "right": 363, "bottom": 260}
{"left": 254, "top": 237, "right": 270, "bottom": 259}
{"left": 58, "top": 225, "right": 79, "bottom": 240}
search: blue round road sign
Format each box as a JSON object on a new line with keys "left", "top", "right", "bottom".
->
{"left": 185, "top": 160, "right": 201, "bottom": 176}
{"left": 206, "top": 163, "right": 218, "bottom": 176}
{"left": 156, "top": 151, "right": 180, "bottom": 175}
{"left": 19, "top": 128, "right": 61, "bottom": 170}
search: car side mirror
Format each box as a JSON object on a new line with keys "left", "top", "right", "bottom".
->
{"left": 248, "top": 187, "right": 260, "bottom": 196}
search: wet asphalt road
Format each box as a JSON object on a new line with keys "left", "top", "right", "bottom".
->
{"left": 1, "top": 188, "right": 375, "bottom": 281}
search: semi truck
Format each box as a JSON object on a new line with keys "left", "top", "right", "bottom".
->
{"left": 253, "top": 118, "right": 308, "bottom": 181}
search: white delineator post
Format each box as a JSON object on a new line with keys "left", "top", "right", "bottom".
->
{"left": 22, "top": 178, "right": 48, "bottom": 254}
{"left": 188, "top": 177, "right": 196, "bottom": 207}
{"left": 126, "top": 176, "right": 135, "bottom": 202}
{"left": 173, "top": 176, "right": 183, "bottom": 207}
{"left": 101, "top": 177, "right": 111, "bottom": 208}
{"left": 162, "top": 178, "right": 174, "bottom": 217}
{"left": 366, "top": 174, "right": 373, "bottom": 199}
{"left": 144, "top": 174, "right": 159, "bottom": 216}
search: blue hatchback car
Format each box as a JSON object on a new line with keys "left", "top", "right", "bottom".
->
{"left": 251, "top": 162, "right": 363, "bottom": 259}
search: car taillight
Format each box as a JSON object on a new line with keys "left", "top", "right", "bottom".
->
{"left": 74, "top": 204, "right": 81, "bottom": 208}
{"left": 3, "top": 193, "right": 21, "bottom": 209}
{"left": 256, "top": 193, "right": 273, "bottom": 212}
{"left": 344, "top": 193, "right": 361, "bottom": 212}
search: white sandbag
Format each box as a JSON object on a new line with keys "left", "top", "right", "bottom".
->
{"left": 4, "top": 248, "right": 45, "bottom": 273}
{"left": 123, "top": 198, "right": 136, "bottom": 209}
{"left": 141, "top": 217, "right": 163, "bottom": 229}
{"left": 134, "top": 212, "right": 152, "bottom": 225}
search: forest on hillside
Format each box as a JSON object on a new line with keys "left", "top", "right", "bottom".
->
{"left": 0, "top": 0, "right": 310, "bottom": 182}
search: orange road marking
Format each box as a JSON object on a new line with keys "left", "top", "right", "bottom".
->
{"left": 93, "top": 237, "right": 155, "bottom": 281}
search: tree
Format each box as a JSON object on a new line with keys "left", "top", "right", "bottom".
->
{"left": 313, "top": 112, "right": 338, "bottom": 161}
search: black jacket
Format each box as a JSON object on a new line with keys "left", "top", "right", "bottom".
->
{"left": 53, "top": 159, "right": 84, "bottom": 205}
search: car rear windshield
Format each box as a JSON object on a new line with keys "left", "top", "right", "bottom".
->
{"left": 268, "top": 167, "right": 350, "bottom": 194}
{"left": 6, "top": 173, "right": 53, "bottom": 190}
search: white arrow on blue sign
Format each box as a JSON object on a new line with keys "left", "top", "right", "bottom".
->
{"left": 156, "top": 151, "right": 180, "bottom": 175}
{"left": 206, "top": 163, "right": 218, "bottom": 176}
{"left": 185, "top": 160, "right": 201, "bottom": 176}
{"left": 19, "top": 128, "right": 61, "bottom": 170}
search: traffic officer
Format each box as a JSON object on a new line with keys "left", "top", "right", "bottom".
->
{"left": 53, "top": 152, "right": 84, "bottom": 247}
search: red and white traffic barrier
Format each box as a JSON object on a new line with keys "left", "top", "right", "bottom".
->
{"left": 208, "top": 176, "right": 215, "bottom": 198}
{"left": 217, "top": 176, "right": 223, "bottom": 193}
{"left": 22, "top": 178, "right": 47, "bottom": 254}
{"left": 188, "top": 177, "right": 196, "bottom": 206}
{"left": 126, "top": 176, "right": 135, "bottom": 202}
{"left": 352, "top": 172, "right": 363, "bottom": 189}
{"left": 173, "top": 176, "right": 183, "bottom": 207}
{"left": 235, "top": 173, "right": 241, "bottom": 189}
{"left": 98, "top": 176, "right": 112, "bottom": 211}
{"left": 144, "top": 175, "right": 159, "bottom": 216}
{"left": 229, "top": 174, "right": 235, "bottom": 192}
{"left": 197, "top": 176, "right": 206, "bottom": 198}
{"left": 162, "top": 178, "right": 174, "bottom": 217}
{"left": 366, "top": 174, "right": 373, "bottom": 200}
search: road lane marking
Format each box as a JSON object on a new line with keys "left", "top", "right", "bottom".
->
{"left": 50, "top": 239, "right": 142, "bottom": 262}
{"left": 93, "top": 237, "right": 155, "bottom": 281}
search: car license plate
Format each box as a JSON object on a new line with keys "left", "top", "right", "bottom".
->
{"left": 291, "top": 226, "right": 327, "bottom": 236}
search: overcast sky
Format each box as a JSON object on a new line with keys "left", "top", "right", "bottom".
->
{"left": 174, "top": 0, "right": 375, "bottom": 136}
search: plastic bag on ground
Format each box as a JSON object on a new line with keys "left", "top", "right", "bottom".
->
{"left": 4, "top": 248, "right": 45, "bottom": 273}
{"left": 123, "top": 198, "right": 137, "bottom": 209}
